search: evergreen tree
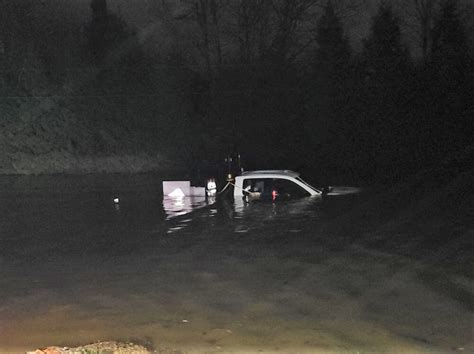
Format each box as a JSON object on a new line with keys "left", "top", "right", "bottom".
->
{"left": 428, "top": 0, "right": 473, "bottom": 158}
{"left": 87, "top": 0, "right": 108, "bottom": 61}
{"left": 360, "top": 3, "right": 413, "bottom": 182}
{"left": 363, "top": 3, "right": 409, "bottom": 77}
{"left": 86, "top": 0, "right": 130, "bottom": 63}
{"left": 308, "top": 1, "right": 353, "bottom": 182}
{"left": 314, "top": 1, "right": 351, "bottom": 73}
{"left": 432, "top": 0, "right": 469, "bottom": 73}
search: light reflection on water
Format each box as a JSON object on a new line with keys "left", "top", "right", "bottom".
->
{"left": 160, "top": 191, "right": 326, "bottom": 235}
{"left": 0, "top": 173, "right": 359, "bottom": 245}
{"left": 162, "top": 196, "right": 212, "bottom": 220}
{"left": 0, "top": 173, "right": 357, "bottom": 304}
{"left": 0, "top": 173, "right": 344, "bottom": 286}
{"left": 0, "top": 173, "right": 400, "bottom": 352}
{"left": 1, "top": 174, "right": 471, "bottom": 353}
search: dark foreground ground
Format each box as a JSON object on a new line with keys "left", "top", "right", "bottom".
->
{"left": 0, "top": 169, "right": 472, "bottom": 353}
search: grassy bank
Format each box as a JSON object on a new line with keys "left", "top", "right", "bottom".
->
{"left": 0, "top": 151, "right": 183, "bottom": 175}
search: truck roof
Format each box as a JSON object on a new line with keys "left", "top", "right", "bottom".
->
{"left": 240, "top": 170, "right": 300, "bottom": 178}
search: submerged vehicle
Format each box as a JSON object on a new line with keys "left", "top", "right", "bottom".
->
{"left": 162, "top": 170, "right": 323, "bottom": 218}
{"left": 233, "top": 170, "right": 323, "bottom": 201}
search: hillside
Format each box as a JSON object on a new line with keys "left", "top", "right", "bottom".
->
{"left": 0, "top": 97, "right": 181, "bottom": 175}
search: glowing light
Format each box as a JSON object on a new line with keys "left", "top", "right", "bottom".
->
{"left": 272, "top": 190, "right": 278, "bottom": 201}
{"left": 207, "top": 178, "right": 217, "bottom": 197}
{"left": 168, "top": 188, "right": 185, "bottom": 198}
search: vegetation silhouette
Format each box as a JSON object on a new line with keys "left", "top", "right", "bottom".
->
{"left": 0, "top": 0, "right": 471, "bottom": 183}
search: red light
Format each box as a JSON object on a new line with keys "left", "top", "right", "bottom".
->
{"left": 272, "top": 190, "right": 278, "bottom": 201}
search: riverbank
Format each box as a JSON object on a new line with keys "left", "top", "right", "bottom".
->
{"left": 28, "top": 341, "right": 150, "bottom": 354}
{"left": 0, "top": 151, "right": 183, "bottom": 175}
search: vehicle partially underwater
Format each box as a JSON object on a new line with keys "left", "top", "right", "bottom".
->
{"left": 161, "top": 169, "right": 325, "bottom": 217}
{"left": 165, "top": 169, "right": 322, "bottom": 199}
{"left": 161, "top": 167, "right": 361, "bottom": 219}
{"left": 234, "top": 170, "right": 322, "bottom": 201}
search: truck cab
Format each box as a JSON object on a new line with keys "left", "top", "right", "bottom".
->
{"left": 234, "top": 170, "right": 322, "bottom": 201}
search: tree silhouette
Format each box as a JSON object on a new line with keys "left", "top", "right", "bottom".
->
{"left": 87, "top": 0, "right": 108, "bottom": 61}
{"left": 86, "top": 0, "right": 131, "bottom": 63}
{"left": 432, "top": 0, "right": 469, "bottom": 71}
{"left": 398, "top": 0, "right": 439, "bottom": 62}
{"left": 314, "top": 1, "right": 351, "bottom": 70}
{"left": 308, "top": 1, "right": 353, "bottom": 181}
{"left": 360, "top": 3, "right": 413, "bottom": 181}
{"left": 363, "top": 3, "right": 409, "bottom": 77}
{"left": 428, "top": 0, "right": 473, "bottom": 158}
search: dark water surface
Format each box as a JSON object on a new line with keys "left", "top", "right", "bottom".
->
{"left": 0, "top": 173, "right": 471, "bottom": 352}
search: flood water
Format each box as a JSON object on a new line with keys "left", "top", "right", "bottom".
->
{"left": 0, "top": 173, "right": 471, "bottom": 353}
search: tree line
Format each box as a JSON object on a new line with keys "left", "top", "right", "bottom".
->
{"left": 0, "top": 0, "right": 472, "bottom": 183}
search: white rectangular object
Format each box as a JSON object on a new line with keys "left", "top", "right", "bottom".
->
{"left": 162, "top": 181, "right": 191, "bottom": 196}
{"left": 190, "top": 186, "right": 206, "bottom": 197}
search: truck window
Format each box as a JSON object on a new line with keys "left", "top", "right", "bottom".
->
{"left": 243, "top": 178, "right": 309, "bottom": 200}
{"left": 272, "top": 179, "right": 310, "bottom": 199}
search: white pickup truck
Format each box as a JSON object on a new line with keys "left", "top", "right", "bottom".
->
{"left": 233, "top": 170, "right": 322, "bottom": 200}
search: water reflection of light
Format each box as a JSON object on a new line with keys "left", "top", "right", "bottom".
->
{"left": 162, "top": 196, "right": 217, "bottom": 234}
{"left": 113, "top": 196, "right": 120, "bottom": 211}
{"left": 168, "top": 187, "right": 186, "bottom": 198}
{"left": 326, "top": 186, "right": 362, "bottom": 195}
{"left": 231, "top": 196, "right": 322, "bottom": 223}
{"left": 174, "top": 198, "right": 185, "bottom": 208}
{"left": 162, "top": 196, "right": 216, "bottom": 220}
